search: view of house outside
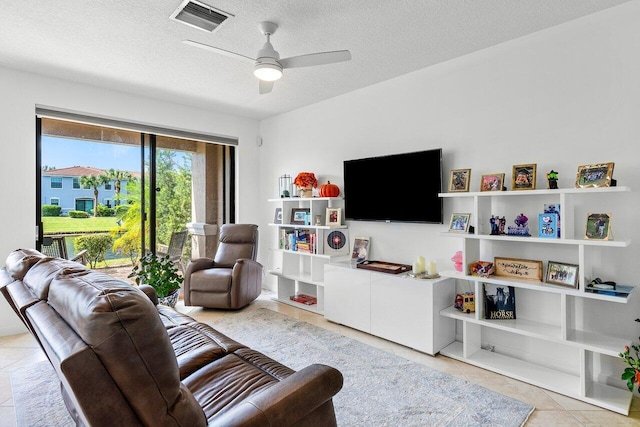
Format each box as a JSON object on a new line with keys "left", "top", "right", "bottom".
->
{"left": 41, "top": 135, "right": 192, "bottom": 270}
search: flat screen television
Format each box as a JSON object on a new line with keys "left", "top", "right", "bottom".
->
{"left": 343, "top": 148, "right": 443, "bottom": 223}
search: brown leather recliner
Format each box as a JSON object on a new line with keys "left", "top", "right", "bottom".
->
{"left": 184, "top": 224, "right": 263, "bottom": 309}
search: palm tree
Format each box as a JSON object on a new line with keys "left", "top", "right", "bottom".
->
{"left": 80, "top": 174, "right": 110, "bottom": 217}
{"left": 107, "top": 169, "right": 133, "bottom": 205}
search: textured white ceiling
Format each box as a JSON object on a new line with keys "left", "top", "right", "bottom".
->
{"left": 0, "top": 0, "right": 632, "bottom": 120}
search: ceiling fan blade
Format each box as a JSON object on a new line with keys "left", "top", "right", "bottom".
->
{"left": 279, "top": 50, "right": 351, "bottom": 69}
{"left": 259, "top": 80, "right": 274, "bottom": 94}
{"left": 182, "top": 40, "right": 255, "bottom": 64}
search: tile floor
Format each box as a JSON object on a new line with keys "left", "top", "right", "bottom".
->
{"left": 1, "top": 290, "right": 639, "bottom": 426}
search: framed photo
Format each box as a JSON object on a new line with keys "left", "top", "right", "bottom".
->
{"left": 494, "top": 257, "right": 543, "bottom": 281}
{"left": 449, "top": 169, "right": 471, "bottom": 192}
{"left": 546, "top": 261, "right": 579, "bottom": 288}
{"left": 480, "top": 173, "right": 505, "bottom": 192}
{"left": 326, "top": 207, "right": 342, "bottom": 226}
{"left": 585, "top": 213, "right": 611, "bottom": 240}
{"left": 273, "top": 208, "right": 283, "bottom": 224}
{"left": 576, "top": 162, "right": 615, "bottom": 188}
{"left": 512, "top": 164, "right": 536, "bottom": 190}
{"left": 449, "top": 213, "right": 471, "bottom": 233}
{"left": 290, "top": 208, "right": 310, "bottom": 225}
{"left": 351, "top": 236, "right": 370, "bottom": 263}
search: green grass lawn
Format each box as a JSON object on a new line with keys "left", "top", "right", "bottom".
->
{"left": 43, "top": 216, "right": 121, "bottom": 234}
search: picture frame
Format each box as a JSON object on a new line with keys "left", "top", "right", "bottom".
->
{"left": 449, "top": 213, "right": 471, "bottom": 233}
{"left": 273, "top": 207, "right": 283, "bottom": 224}
{"left": 546, "top": 261, "right": 579, "bottom": 288}
{"left": 585, "top": 213, "right": 612, "bottom": 240}
{"left": 351, "top": 236, "right": 370, "bottom": 263}
{"left": 290, "top": 208, "right": 310, "bottom": 225}
{"left": 575, "top": 162, "right": 615, "bottom": 188}
{"left": 326, "top": 207, "right": 342, "bottom": 226}
{"left": 449, "top": 169, "right": 471, "bottom": 192}
{"left": 512, "top": 164, "right": 537, "bottom": 190}
{"left": 494, "top": 257, "right": 543, "bottom": 281}
{"left": 480, "top": 173, "right": 505, "bottom": 192}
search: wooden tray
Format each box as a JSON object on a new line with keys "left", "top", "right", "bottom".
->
{"left": 356, "top": 260, "right": 411, "bottom": 274}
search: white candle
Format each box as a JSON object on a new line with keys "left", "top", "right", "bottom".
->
{"left": 428, "top": 260, "right": 437, "bottom": 276}
{"left": 412, "top": 261, "right": 421, "bottom": 275}
{"left": 417, "top": 256, "right": 426, "bottom": 273}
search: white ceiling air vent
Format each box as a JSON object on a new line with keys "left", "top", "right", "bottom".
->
{"left": 170, "top": 0, "right": 233, "bottom": 33}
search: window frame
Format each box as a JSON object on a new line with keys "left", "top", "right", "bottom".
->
{"left": 50, "top": 177, "right": 63, "bottom": 189}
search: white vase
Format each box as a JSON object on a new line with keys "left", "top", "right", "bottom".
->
{"left": 298, "top": 185, "right": 313, "bottom": 198}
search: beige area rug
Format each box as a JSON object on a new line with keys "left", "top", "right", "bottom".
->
{"left": 10, "top": 361, "right": 73, "bottom": 427}
{"left": 11, "top": 308, "right": 534, "bottom": 426}
{"left": 211, "top": 308, "right": 534, "bottom": 426}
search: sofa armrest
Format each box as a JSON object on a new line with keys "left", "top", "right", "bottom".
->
{"left": 208, "top": 364, "right": 343, "bottom": 427}
{"left": 230, "top": 259, "right": 263, "bottom": 307}
{"left": 186, "top": 258, "right": 215, "bottom": 275}
{"left": 231, "top": 259, "right": 263, "bottom": 281}
{"left": 138, "top": 284, "right": 158, "bottom": 305}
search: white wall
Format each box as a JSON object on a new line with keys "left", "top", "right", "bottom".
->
{"left": 259, "top": 1, "right": 640, "bottom": 375}
{"left": 0, "top": 66, "right": 261, "bottom": 335}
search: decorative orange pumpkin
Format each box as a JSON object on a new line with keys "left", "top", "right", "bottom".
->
{"left": 319, "top": 181, "right": 340, "bottom": 197}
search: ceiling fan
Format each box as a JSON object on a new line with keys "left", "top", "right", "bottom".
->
{"left": 183, "top": 21, "right": 351, "bottom": 94}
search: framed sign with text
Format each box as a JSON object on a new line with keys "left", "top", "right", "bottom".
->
{"left": 494, "top": 257, "right": 543, "bottom": 281}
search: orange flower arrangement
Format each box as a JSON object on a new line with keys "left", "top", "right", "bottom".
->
{"left": 293, "top": 172, "right": 318, "bottom": 188}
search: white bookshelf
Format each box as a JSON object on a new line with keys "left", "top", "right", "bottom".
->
{"left": 438, "top": 186, "right": 634, "bottom": 415}
{"left": 268, "top": 197, "right": 349, "bottom": 314}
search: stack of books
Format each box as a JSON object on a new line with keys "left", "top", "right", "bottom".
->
{"left": 279, "top": 229, "right": 316, "bottom": 253}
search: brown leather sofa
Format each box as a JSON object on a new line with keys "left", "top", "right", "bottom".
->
{"left": 184, "top": 224, "right": 263, "bottom": 309}
{"left": 1, "top": 249, "right": 343, "bottom": 426}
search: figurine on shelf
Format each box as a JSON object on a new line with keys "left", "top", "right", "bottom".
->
{"left": 454, "top": 292, "right": 475, "bottom": 313}
{"left": 546, "top": 170, "right": 559, "bottom": 189}
{"left": 489, "top": 215, "right": 507, "bottom": 235}
{"left": 507, "top": 213, "right": 531, "bottom": 236}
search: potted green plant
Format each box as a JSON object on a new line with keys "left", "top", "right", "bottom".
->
{"left": 128, "top": 252, "right": 183, "bottom": 307}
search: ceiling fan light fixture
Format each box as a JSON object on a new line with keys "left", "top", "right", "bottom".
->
{"left": 254, "top": 62, "right": 283, "bottom": 81}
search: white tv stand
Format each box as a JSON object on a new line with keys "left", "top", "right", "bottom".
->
{"left": 324, "top": 262, "right": 455, "bottom": 356}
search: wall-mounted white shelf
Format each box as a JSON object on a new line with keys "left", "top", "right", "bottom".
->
{"left": 438, "top": 185, "right": 634, "bottom": 415}
{"left": 439, "top": 186, "right": 630, "bottom": 198}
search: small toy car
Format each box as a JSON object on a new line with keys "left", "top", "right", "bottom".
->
{"left": 454, "top": 292, "right": 475, "bottom": 313}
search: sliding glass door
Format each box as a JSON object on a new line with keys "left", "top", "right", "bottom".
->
{"left": 37, "top": 115, "right": 234, "bottom": 272}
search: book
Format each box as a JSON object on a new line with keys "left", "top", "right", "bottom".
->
{"left": 290, "top": 293, "right": 317, "bottom": 305}
{"left": 483, "top": 283, "right": 516, "bottom": 320}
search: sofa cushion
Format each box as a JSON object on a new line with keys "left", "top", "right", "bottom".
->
{"left": 5, "top": 248, "right": 47, "bottom": 280}
{"left": 189, "top": 268, "right": 232, "bottom": 293}
{"left": 168, "top": 322, "right": 246, "bottom": 379}
{"left": 213, "top": 225, "right": 257, "bottom": 268}
{"left": 22, "top": 257, "right": 87, "bottom": 299}
{"left": 183, "top": 353, "right": 281, "bottom": 421}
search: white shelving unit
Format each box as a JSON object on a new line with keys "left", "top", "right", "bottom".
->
{"left": 268, "top": 197, "right": 349, "bottom": 314}
{"left": 438, "top": 186, "right": 634, "bottom": 415}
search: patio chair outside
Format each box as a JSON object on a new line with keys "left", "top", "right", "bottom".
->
{"left": 41, "top": 236, "right": 88, "bottom": 265}
{"left": 157, "top": 230, "right": 188, "bottom": 274}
